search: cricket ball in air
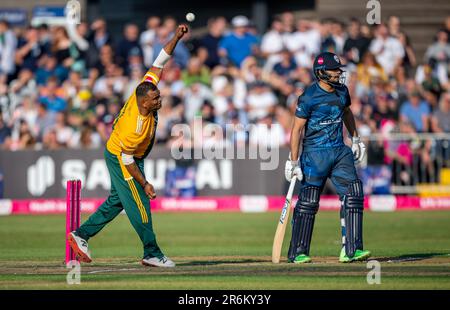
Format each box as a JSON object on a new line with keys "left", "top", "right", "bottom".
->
{"left": 186, "top": 12, "right": 195, "bottom": 22}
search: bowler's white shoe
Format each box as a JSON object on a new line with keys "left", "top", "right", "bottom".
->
{"left": 142, "top": 256, "right": 175, "bottom": 268}
{"left": 67, "top": 232, "right": 92, "bottom": 263}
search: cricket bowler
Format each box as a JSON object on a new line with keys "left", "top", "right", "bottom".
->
{"left": 67, "top": 25, "right": 189, "bottom": 268}
{"left": 285, "top": 52, "right": 371, "bottom": 263}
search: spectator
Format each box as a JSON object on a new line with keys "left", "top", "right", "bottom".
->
{"left": 397, "top": 31, "right": 416, "bottom": 78}
{"left": 35, "top": 54, "right": 67, "bottom": 85}
{"left": 0, "top": 20, "right": 17, "bottom": 78}
{"left": 260, "top": 17, "right": 286, "bottom": 71}
{"left": 247, "top": 81, "right": 278, "bottom": 121}
{"left": 15, "top": 26, "right": 44, "bottom": 71}
{"left": 52, "top": 112, "right": 74, "bottom": 147}
{"left": 273, "top": 49, "right": 297, "bottom": 78}
{"left": 388, "top": 15, "right": 401, "bottom": 38}
{"left": 140, "top": 16, "right": 161, "bottom": 68}
{"left": 0, "top": 112, "right": 11, "bottom": 145}
{"left": 42, "top": 128, "right": 61, "bottom": 150}
{"left": 86, "top": 18, "right": 113, "bottom": 68}
{"left": 153, "top": 25, "right": 190, "bottom": 69}
{"left": 52, "top": 27, "right": 74, "bottom": 69}
{"left": 400, "top": 91, "right": 431, "bottom": 132}
{"left": 280, "top": 11, "right": 295, "bottom": 33}
{"left": 8, "top": 69, "right": 36, "bottom": 110}
{"left": 343, "top": 18, "right": 371, "bottom": 64}
{"left": 285, "top": 19, "right": 320, "bottom": 68}
{"left": 249, "top": 114, "right": 286, "bottom": 147}
{"left": 424, "top": 29, "right": 450, "bottom": 86}
{"left": 431, "top": 92, "right": 450, "bottom": 133}
{"left": 37, "top": 24, "right": 51, "bottom": 55}
{"left": 369, "top": 23, "right": 405, "bottom": 76}
{"left": 10, "top": 120, "right": 36, "bottom": 150}
{"left": 356, "top": 52, "right": 387, "bottom": 96}
{"left": 181, "top": 56, "right": 211, "bottom": 87}
{"left": 39, "top": 76, "right": 67, "bottom": 113}
{"left": 116, "top": 23, "right": 142, "bottom": 70}
{"left": 198, "top": 17, "right": 227, "bottom": 68}
{"left": 218, "top": 15, "right": 259, "bottom": 67}
{"left": 34, "top": 103, "right": 54, "bottom": 142}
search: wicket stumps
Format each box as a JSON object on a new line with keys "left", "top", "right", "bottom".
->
{"left": 66, "top": 179, "right": 81, "bottom": 264}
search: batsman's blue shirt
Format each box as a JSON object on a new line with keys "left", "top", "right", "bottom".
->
{"left": 295, "top": 82, "right": 351, "bottom": 150}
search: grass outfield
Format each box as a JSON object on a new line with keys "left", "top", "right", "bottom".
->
{"left": 0, "top": 210, "right": 449, "bottom": 289}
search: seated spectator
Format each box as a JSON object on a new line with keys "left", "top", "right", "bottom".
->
{"left": 356, "top": 52, "right": 388, "bottom": 95}
{"left": 369, "top": 23, "right": 404, "bottom": 76}
{"left": 198, "top": 17, "right": 227, "bottom": 69}
{"left": 0, "top": 20, "right": 17, "bottom": 78}
{"left": 260, "top": 17, "right": 285, "bottom": 71}
{"left": 273, "top": 49, "right": 297, "bottom": 78}
{"left": 10, "top": 96, "right": 38, "bottom": 132}
{"left": 153, "top": 25, "right": 190, "bottom": 69}
{"left": 286, "top": 19, "right": 320, "bottom": 68}
{"left": 181, "top": 57, "right": 211, "bottom": 87}
{"left": 7, "top": 119, "right": 36, "bottom": 151}
{"left": 343, "top": 18, "right": 371, "bottom": 64}
{"left": 247, "top": 81, "right": 278, "bottom": 122}
{"left": 184, "top": 83, "right": 213, "bottom": 122}
{"left": 249, "top": 114, "right": 286, "bottom": 147}
{"left": 400, "top": 91, "right": 431, "bottom": 132}
{"left": 92, "top": 63, "right": 127, "bottom": 99}
{"left": 140, "top": 16, "right": 161, "bottom": 68}
{"left": 39, "top": 76, "right": 67, "bottom": 113}
{"left": 372, "top": 93, "right": 397, "bottom": 128}
{"left": 35, "top": 54, "right": 67, "bottom": 85}
{"left": 70, "top": 122, "right": 102, "bottom": 149}
{"left": 431, "top": 92, "right": 450, "bottom": 133}
{"left": 42, "top": 128, "right": 62, "bottom": 150}
{"left": 218, "top": 15, "right": 259, "bottom": 67}
{"left": 52, "top": 112, "right": 74, "bottom": 147}
{"left": 90, "top": 44, "right": 116, "bottom": 78}
{"left": 8, "top": 69, "right": 36, "bottom": 110}
{"left": 15, "top": 26, "right": 44, "bottom": 71}
{"left": 0, "top": 112, "right": 11, "bottom": 146}
{"left": 116, "top": 23, "right": 142, "bottom": 70}
{"left": 34, "top": 103, "right": 55, "bottom": 142}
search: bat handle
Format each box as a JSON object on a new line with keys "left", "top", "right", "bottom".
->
{"left": 286, "top": 177, "right": 297, "bottom": 199}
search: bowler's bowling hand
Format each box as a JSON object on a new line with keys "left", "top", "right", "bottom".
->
{"left": 175, "top": 24, "right": 189, "bottom": 39}
{"left": 144, "top": 182, "right": 156, "bottom": 199}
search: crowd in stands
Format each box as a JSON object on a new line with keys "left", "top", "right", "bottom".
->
{"left": 0, "top": 12, "right": 449, "bottom": 173}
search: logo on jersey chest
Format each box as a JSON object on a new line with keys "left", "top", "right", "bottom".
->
{"left": 319, "top": 117, "right": 342, "bottom": 125}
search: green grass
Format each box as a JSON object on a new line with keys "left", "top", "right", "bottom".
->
{"left": 0, "top": 211, "right": 449, "bottom": 289}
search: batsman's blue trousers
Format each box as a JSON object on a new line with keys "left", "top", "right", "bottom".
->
{"left": 299, "top": 145, "right": 359, "bottom": 197}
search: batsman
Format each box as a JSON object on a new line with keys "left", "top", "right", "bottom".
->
{"left": 67, "top": 24, "right": 189, "bottom": 268}
{"left": 285, "top": 52, "right": 371, "bottom": 264}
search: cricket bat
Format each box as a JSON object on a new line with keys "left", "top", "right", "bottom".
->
{"left": 272, "top": 177, "right": 297, "bottom": 263}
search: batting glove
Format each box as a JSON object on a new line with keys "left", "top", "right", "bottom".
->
{"left": 285, "top": 154, "right": 303, "bottom": 181}
{"left": 351, "top": 136, "right": 366, "bottom": 164}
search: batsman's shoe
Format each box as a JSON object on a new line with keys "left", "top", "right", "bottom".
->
{"left": 352, "top": 249, "right": 371, "bottom": 261}
{"left": 67, "top": 232, "right": 92, "bottom": 263}
{"left": 142, "top": 256, "right": 176, "bottom": 268}
{"left": 339, "top": 248, "right": 371, "bottom": 263}
{"left": 292, "top": 254, "right": 312, "bottom": 264}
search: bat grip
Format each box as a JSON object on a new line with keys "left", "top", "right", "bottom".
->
{"left": 286, "top": 177, "right": 297, "bottom": 199}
